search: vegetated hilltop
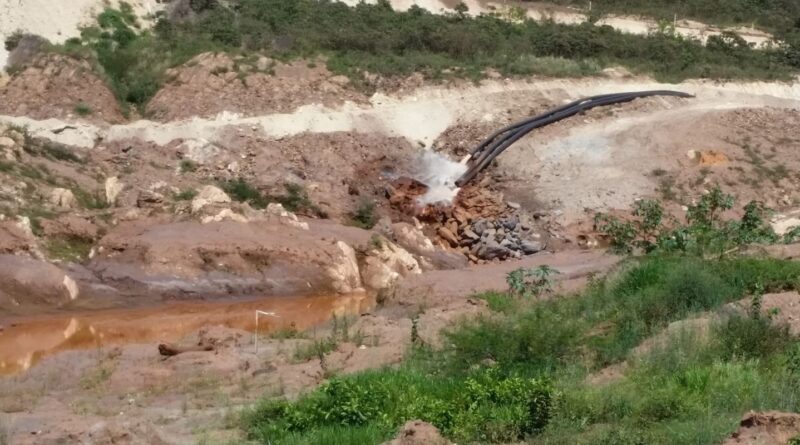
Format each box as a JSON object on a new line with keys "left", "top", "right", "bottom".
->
{"left": 10, "top": 0, "right": 798, "bottom": 115}
{"left": 537, "top": 0, "right": 800, "bottom": 34}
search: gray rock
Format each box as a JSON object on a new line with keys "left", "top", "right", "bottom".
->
{"left": 520, "top": 240, "right": 544, "bottom": 255}
{"left": 463, "top": 228, "right": 479, "bottom": 240}
{"left": 507, "top": 201, "right": 521, "bottom": 210}
{"left": 472, "top": 219, "right": 488, "bottom": 235}
{"left": 477, "top": 240, "right": 510, "bottom": 260}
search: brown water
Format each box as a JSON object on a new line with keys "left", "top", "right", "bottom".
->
{"left": 0, "top": 292, "right": 373, "bottom": 376}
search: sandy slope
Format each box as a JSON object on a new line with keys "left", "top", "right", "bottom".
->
{"left": 0, "top": 0, "right": 162, "bottom": 69}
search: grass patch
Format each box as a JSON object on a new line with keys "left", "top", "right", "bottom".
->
{"left": 174, "top": 188, "right": 198, "bottom": 201}
{"left": 243, "top": 254, "right": 800, "bottom": 444}
{"left": 43, "top": 237, "right": 94, "bottom": 262}
{"left": 179, "top": 159, "right": 198, "bottom": 173}
{"left": 222, "top": 178, "right": 268, "bottom": 209}
{"left": 244, "top": 367, "right": 553, "bottom": 444}
{"left": 73, "top": 102, "right": 93, "bottom": 116}
{"left": 350, "top": 199, "right": 378, "bottom": 229}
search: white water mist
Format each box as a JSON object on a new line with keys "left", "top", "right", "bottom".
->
{"left": 414, "top": 151, "right": 467, "bottom": 206}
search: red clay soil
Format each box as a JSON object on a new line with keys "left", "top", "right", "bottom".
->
{"left": 0, "top": 54, "right": 124, "bottom": 123}
{"left": 723, "top": 411, "right": 800, "bottom": 445}
{"left": 146, "top": 52, "right": 367, "bottom": 121}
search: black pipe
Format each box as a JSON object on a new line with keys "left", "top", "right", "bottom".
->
{"left": 456, "top": 90, "right": 693, "bottom": 186}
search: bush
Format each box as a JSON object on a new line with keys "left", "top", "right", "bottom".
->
{"left": 351, "top": 199, "right": 378, "bottom": 229}
{"left": 222, "top": 178, "right": 268, "bottom": 208}
{"left": 245, "top": 368, "right": 553, "bottom": 444}
{"left": 62, "top": 0, "right": 798, "bottom": 110}
{"left": 73, "top": 102, "right": 93, "bottom": 116}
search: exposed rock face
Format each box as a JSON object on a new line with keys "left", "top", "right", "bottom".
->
{"left": 361, "top": 236, "right": 421, "bottom": 290}
{"left": 266, "top": 203, "right": 309, "bottom": 230}
{"left": 0, "top": 54, "right": 124, "bottom": 122}
{"left": 383, "top": 420, "right": 453, "bottom": 445}
{"left": 104, "top": 177, "right": 124, "bottom": 206}
{"left": 329, "top": 241, "right": 363, "bottom": 293}
{"left": 49, "top": 187, "right": 77, "bottom": 209}
{"left": 89, "top": 219, "right": 371, "bottom": 297}
{"left": 0, "top": 254, "right": 78, "bottom": 312}
{"left": 146, "top": 52, "right": 366, "bottom": 120}
{"left": 723, "top": 411, "right": 800, "bottom": 445}
{"left": 201, "top": 208, "right": 249, "bottom": 224}
{"left": 191, "top": 185, "right": 231, "bottom": 213}
{"left": 0, "top": 220, "right": 39, "bottom": 256}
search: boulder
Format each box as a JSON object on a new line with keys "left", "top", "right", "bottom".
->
{"left": 327, "top": 241, "right": 363, "bottom": 293}
{"left": 0, "top": 136, "right": 15, "bottom": 148}
{"left": 361, "top": 237, "right": 421, "bottom": 290}
{"left": 265, "top": 202, "right": 309, "bottom": 230}
{"left": 49, "top": 187, "right": 77, "bottom": 209}
{"left": 201, "top": 208, "right": 248, "bottom": 224}
{"left": 104, "top": 177, "right": 124, "bottom": 206}
{"left": 0, "top": 254, "right": 78, "bottom": 311}
{"left": 191, "top": 185, "right": 231, "bottom": 213}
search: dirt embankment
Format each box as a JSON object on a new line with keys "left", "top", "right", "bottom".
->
{"left": 147, "top": 53, "right": 368, "bottom": 121}
{"left": 0, "top": 54, "right": 124, "bottom": 123}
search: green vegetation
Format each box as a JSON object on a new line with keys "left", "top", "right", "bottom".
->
{"left": 174, "top": 188, "right": 198, "bottom": 201}
{"left": 245, "top": 368, "right": 552, "bottom": 445}
{"left": 350, "top": 199, "right": 378, "bottom": 229}
{"left": 537, "top": 0, "right": 800, "bottom": 35}
{"left": 73, "top": 102, "right": 93, "bottom": 116}
{"left": 59, "top": 0, "right": 800, "bottom": 110}
{"left": 244, "top": 254, "right": 800, "bottom": 444}
{"left": 222, "top": 178, "right": 269, "bottom": 208}
{"left": 222, "top": 178, "right": 322, "bottom": 214}
{"left": 507, "top": 265, "right": 560, "bottom": 298}
{"left": 179, "top": 159, "right": 198, "bottom": 173}
{"left": 595, "top": 186, "right": 784, "bottom": 255}
{"left": 244, "top": 187, "right": 800, "bottom": 444}
{"left": 44, "top": 237, "right": 94, "bottom": 262}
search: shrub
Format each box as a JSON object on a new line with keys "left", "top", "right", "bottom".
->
{"left": 173, "top": 188, "right": 197, "bottom": 200}
{"left": 222, "top": 178, "right": 268, "bottom": 208}
{"left": 245, "top": 368, "right": 553, "bottom": 444}
{"left": 61, "top": 0, "right": 799, "bottom": 110}
{"left": 351, "top": 199, "right": 378, "bottom": 229}
{"left": 507, "top": 265, "right": 560, "bottom": 298}
{"left": 179, "top": 159, "right": 197, "bottom": 173}
{"left": 73, "top": 102, "right": 93, "bottom": 116}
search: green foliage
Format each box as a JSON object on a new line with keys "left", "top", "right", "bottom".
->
{"left": 447, "top": 256, "right": 800, "bottom": 371}
{"left": 596, "top": 188, "right": 781, "bottom": 256}
{"left": 4, "top": 30, "right": 25, "bottom": 51}
{"left": 507, "top": 265, "right": 560, "bottom": 298}
{"left": 73, "top": 102, "right": 93, "bottom": 116}
{"left": 245, "top": 367, "right": 553, "bottom": 444}
{"left": 222, "top": 178, "right": 268, "bottom": 208}
{"left": 532, "top": 0, "right": 800, "bottom": 35}
{"left": 273, "top": 183, "right": 320, "bottom": 215}
{"left": 44, "top": 237, "right": 94, "bottom": 262}
{"left": 179, "top": 159, "right": 197, "bottom": 173}
{"left": 478, "top": 291, "right": 517, "bottom": 313}
{"left": 61, "top": 0, "right": 798, "bottom": 110}
{"left": 351, "top": 200, "right": 378, "bottom": 229}
{"left": 173, "top": 188, "right": 198, "bottom": 201}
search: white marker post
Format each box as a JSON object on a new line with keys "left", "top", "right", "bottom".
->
{"left": 254, "top": 310, "right": 279, "bottom": 354}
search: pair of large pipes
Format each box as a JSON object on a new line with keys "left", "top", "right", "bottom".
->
{"left": 455, "top": 90, "right": 694, "bottom": 187}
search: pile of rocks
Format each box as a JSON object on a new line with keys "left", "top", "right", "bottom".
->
{"left": 386, "top": 176, "right": 546, "bottom": 262}
{"left": 438, "top": 213, "right": 545, "bottom": 261}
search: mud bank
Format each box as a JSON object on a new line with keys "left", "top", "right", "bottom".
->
{"left": 0, "top": 292, "right": 373, "bottom": 376}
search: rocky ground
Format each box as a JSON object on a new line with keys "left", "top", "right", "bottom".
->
{"left": 1, "top": 31, "right": 800, "bottom": 443}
